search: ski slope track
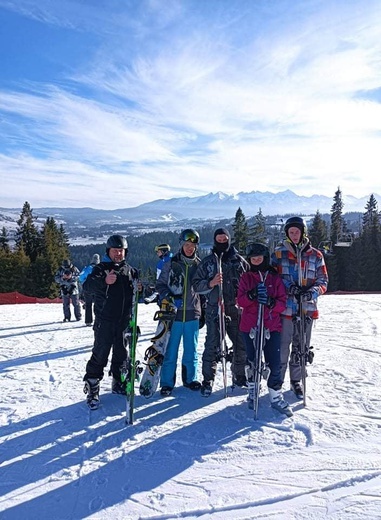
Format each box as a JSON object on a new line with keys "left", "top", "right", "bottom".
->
{"left": 0, "top": 295, "right": 381, "bottom": 519}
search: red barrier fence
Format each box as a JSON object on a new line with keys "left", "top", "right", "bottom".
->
{"left": 0, "top": 292, "right": 61, "bottom": 304}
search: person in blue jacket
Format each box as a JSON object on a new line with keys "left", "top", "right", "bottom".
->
{"left": 79, "top": 253, "right": 100, "bottom": 326}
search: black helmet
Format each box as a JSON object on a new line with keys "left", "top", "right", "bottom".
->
{"left": 246, "top": 242, "right": 269, "bottom": 259}
{"left": 106, "top": 234, "right": 128, "bottom": 250}
{"left": 154, "top": 243, "right": 171, "bottom": 253}
{"left": 179, "top": 229, "right": 200, "bottom": 245}
{"left": 62, "top": 259, "right": 71, "bottom": 268}
{"left": 284, "top": 217, "right": 307, "bottom": 241}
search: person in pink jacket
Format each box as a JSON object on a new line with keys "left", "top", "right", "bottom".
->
{"left": 237, "top": 243, "right": 291, "bottom": 416}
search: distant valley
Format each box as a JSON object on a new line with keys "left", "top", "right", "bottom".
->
{"left": 0, "top": 189, "right": 374, "bottom": 244}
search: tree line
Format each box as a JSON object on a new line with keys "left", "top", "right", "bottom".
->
{"left": 1, "top": 187, "right": 380, "bottom": 297}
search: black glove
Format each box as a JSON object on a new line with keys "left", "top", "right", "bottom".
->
{"left": 68, "top": 284, "right": 76, "bottom": 295}
{"left": 289, "top": 284, "right": 302, "bottom": 299}
{"left": 301, "top": 290, "right": 313, "bottom": 302}
{"left": 266, "top": 297, "right": 276, "bottom": 309}
{"left": 247, "top": 288, "right": 257, "bottom": 301}
{"left": 60, "top": 285, "right": 68, "bottom": 296}
{"left": 256, "top": 283, "right": 268, "bottom": 305}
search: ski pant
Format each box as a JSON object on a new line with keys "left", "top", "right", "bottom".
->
{"left": 160, "top": 319, "right": 199, "bottom": 389}
{"left": 62, "top": 294, "right": 82, "bottom": 321}
{"left": 83, "top": 290, "right": 95, "bottom": 325}
{"left": 202, "top": 305, "right": 246, "bottom": 384}
{"left": 280, "top": 316, "right": 313, "bottom": 383}
{"left": 84, "top": 319, "right": 127, "bottom": 381}
{"left": 241, "top": 330, "right": 282, "bottom": 391}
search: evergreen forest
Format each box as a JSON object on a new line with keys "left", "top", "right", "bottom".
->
{"left": 0, "top": 187, "right": 380, "bottom": 298}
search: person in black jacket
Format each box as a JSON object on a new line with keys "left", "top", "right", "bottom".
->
{"left": 192, "top": 228, "right": 250, "bottom": 396}
{"left": 82, "top": 235, "right": 140, "bottom": 410}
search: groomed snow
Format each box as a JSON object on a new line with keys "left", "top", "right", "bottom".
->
{"left": 1, "top": 294, "right": 381, "bottom": 519}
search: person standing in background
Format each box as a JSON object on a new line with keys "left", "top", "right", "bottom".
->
{"left": 79, "top": 253, "right": 100, "bottom": 326}
{"left": 55, "top": 259, "right": 82, "bottom": 322}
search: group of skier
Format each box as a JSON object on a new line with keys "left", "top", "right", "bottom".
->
{"left": 72, "top": 215, "right": 328, "bottom": 417}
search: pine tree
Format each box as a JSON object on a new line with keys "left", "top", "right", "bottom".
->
{"left": 15, "top": 202, "right": 41, "bottom": 262}
{"left": 249, "top": 208, "right": 267, "bottom": 244}
{"left": 0, "top": 227, "right": 10, "bottom": 253}
{"left": 309, "top": 210, "right": 328, "bottom": 249}
{"left": 330, "top": 187, "right": 345, "bottom": 245}
{"left": 232, "top": 207, "right": 248, "bottom": 254}
{"left": 360, "top": 194, "right": 381, "bottom": 290}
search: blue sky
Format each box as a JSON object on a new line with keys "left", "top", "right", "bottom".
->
{"left": 1, "top": 0, "right": 381, "bottom": 210}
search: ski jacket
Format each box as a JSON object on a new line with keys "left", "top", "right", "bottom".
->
{"left": 271, "top": 238, "right": 328, "bottom": 319}
{"left": 237, "top": 269, "right": 287, "bottom": 333}
{"left": 156, "top": 251, "right": 173, "bottom": 279}
{"left": 84, "top": 255, "right": 138, "bottom": 325}
{"left": 192, "top": 246, "right": 250, "bottom": 309}
{"left": 156, "top": 251, "right": 201, "bottom": 322}
{"left": 54, "top": 265, "right": 80, "bottom": 296}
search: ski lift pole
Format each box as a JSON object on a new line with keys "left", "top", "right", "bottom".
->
{"left": 215, "top": 253, "right": 228, "bottom": 398}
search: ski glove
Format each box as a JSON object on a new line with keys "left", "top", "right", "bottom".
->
{"left": 301, "top": 290, "right": 314, "bottom": 302}
{"left": 289, "top": 284, "right": 302, "bottom": 298}
{"left": 256, "top": 283, "right": 268, "bottom": 305}
{"left": 247, "top": 288, "right": 258, "bottom": 301}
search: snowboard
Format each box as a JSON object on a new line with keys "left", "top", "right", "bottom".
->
{"left": 139, "top": 301, "right": 176, "bottom": 398}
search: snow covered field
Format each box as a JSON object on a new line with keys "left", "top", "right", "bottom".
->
{"left": 1, "top": 294, "right": 381, "bottom": 520}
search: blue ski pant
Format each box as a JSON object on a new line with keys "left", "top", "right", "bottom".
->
{"left": 241, "top": 330, "right": 282, "bottom": 391}
{"left": 280, "top": 316, "right": 313, "bottom": 383}
{"left": 160, "top": 319, "right": 199, "bottom": 389}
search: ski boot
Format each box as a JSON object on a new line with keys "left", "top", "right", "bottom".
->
{"left": 84, "top": 378, "right": 100, "bottom": 410}
{"left": 112, "top": 377, "right": 126, "bottom": 395}
{"left": 160, "top": 386, "right": 173, "bottom": 396}
{"left": 269, "top": 388, "right": 293, "bottom": 417}
{"left": 201, "top": 381, "right": 213, "bottom": 397}
{"left": 247, "top": 381, "right": 255, "bottom": 410}
{"left": 290, "top": 380, "right": 304, "bottom": 400}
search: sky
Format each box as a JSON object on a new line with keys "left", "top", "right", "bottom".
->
{"left": 1, "top": 0, "right": 381, "bottom": 210}
{"left": 1, "top": 294, "right": 381, "bottom": 519}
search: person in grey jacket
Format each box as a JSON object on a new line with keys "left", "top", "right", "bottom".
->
{"left": 55, "top": 259, "right": 82, "bottom": 322}
{"left": 192, "top": 228, "right": 250, "bottom": 396}
{"left": 156, "top": 229, "right": 202, "bottom": 396}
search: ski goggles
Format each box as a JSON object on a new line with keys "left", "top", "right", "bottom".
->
{"left": 182, "top": 231, "right": 199, "bottom": 244}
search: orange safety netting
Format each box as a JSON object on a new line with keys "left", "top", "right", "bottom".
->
{"left": 0, "top": 291, "right": 61, "bottom": 305}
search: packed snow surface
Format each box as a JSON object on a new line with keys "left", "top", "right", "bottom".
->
{"left": 1, "top": 294, "right": 381, "bottom": 519}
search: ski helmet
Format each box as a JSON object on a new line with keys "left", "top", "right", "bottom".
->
{"left": 154, "top": 243, "right": 171, "bottom": 254}
{"left": 62, "top": 259, "right": 72, "bottom": 269}
{"left": 246, "top": 242, "right": 269, "bottom": 259}
{"left": 106, "top": 234, "right": 128, "bottom": 250}
{"left": 179, "top": 229, "right": 200, "bottom": 245}
{"left": 284, "top": 216, "right": 308, "bottom": 242}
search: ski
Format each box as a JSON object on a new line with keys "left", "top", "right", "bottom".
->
{"left": 121, "top": 278, "right": 141, "bottom": 425}
{"left": 248, "top": 299, "right": 267, "bottom": 419}
{"left": 139, "top": 299, "right": 177, "bottom": 398}
{"left": 215, "top": 253, "right": 230, "bottom": 398}
{"left": 291, "top": 249, "right": 314, "bottom": 406}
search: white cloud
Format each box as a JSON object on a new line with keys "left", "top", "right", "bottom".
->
{"left": 1, "top": 0, "right": 381, "bottom": 208}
